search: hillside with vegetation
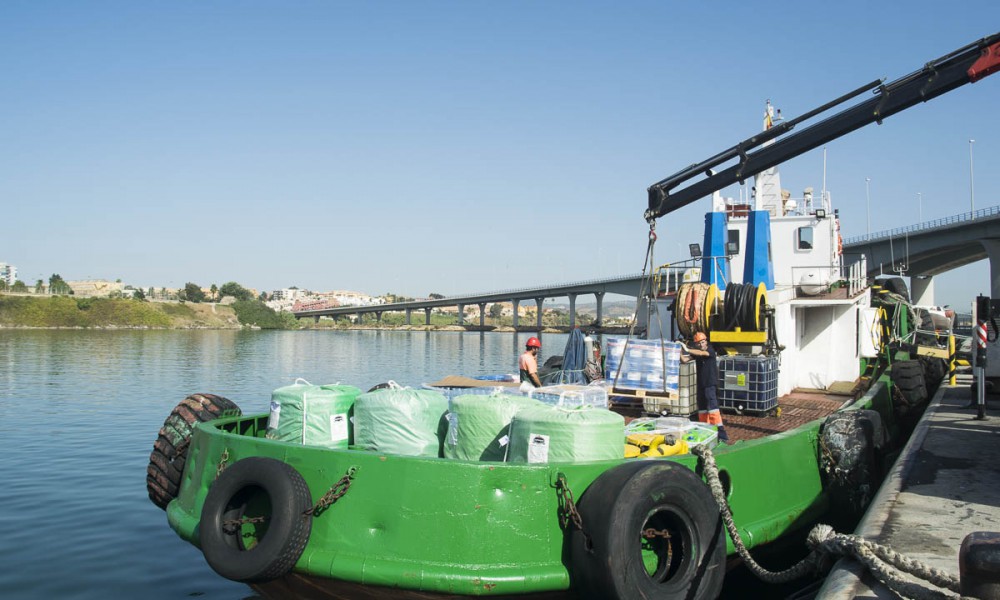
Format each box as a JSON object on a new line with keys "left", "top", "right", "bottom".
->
{"left": 0, "top": 295, "right": 296, "bottom": 329}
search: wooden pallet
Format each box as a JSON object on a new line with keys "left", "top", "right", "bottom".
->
{"left": 610, "top": 387, "right": 697, "bottom": 416}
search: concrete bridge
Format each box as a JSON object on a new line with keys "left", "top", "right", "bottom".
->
{"left": 843, "top": 205, "right": 1000, "bottom": 304}
{"left": 296, "top": 206, "right": 1000, "bottom": 328}
{"left": 294, "top": 266, "right": 695, "bottom": 330}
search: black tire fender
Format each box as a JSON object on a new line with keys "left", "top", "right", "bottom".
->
{"left": 568, "top": 461, "right": 726, "bottom": 600}
{"left": 890, "top": 360, "right": 927, "bottom": 414}
{"left": 147, "top": 393, "right": 241, "bottom": 510}
{"left": 199, "top": 457, "right": 313, "bottom": 583}
{"left": 820, "top": 411, "right": 880, "bottom": 528}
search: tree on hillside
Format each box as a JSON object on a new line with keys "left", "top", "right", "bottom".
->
{"left": 133, "top": 288, "right": 146, "bottom": 301}
{"left": 12, "top": 280, "right": 27, "bottom": 292}
{"left": 35, "top": 279, "right": 44, "bottom": 294}
{"left": 147, "top": 287, "right": 154, "bottom": 298}
{"left": 219, "top": 281, "right": 253, "bottom": 301}
{"left": 0, "top": 280, "right": 7, "bottom": 292}
{"left": 489, "top": 303, "right": 504, "bottom": 318}
{"left": 258, "top": 291, "right": 268, "bottom": 301}
{"left": 49, "top": 274, "right": 71, "bottom": 295}
{"left": 429, "top": 293, "right": 445, "bottom": 299}
{"left": 210, "top": 284, "right": 218, "bottom": 301}
{"left": 183, "top": 282, "right": 206, "bottom": 303}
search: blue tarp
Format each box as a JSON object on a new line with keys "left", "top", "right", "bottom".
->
{"left": 556, "top": 328, "right": 587, "bottom": 384}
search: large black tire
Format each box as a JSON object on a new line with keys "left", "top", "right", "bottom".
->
{"left": 875, "top": 277, "right": 909, "bottom": 302}
{"left": 919, "top": 356, "right": 948, "bottom": 387}
{"left": 820, "top": 411, "right": 882, "bottom": 529}
{"left": 890, "top": 360, "right": 927, "bottom": 417}
{"left": 569, "top": 461, "right": 726, "bottom": 600}
{"left": 199, "top": 457, "right": 313, "bottom": 583}
{"left": 147, "top": 393, "right": 241, "bottom": 510}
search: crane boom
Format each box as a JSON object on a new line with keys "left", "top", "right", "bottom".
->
{"left": 646, "top": 32, "right": 1000, "bottom": 222}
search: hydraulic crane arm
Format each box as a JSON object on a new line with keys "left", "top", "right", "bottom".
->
{"left": 646, "top": 32, "right": 1000, "bottom": 222}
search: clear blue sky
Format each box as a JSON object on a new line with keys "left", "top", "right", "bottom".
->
{"left": 3, "top": 2, "right": 998, "bottom": 309}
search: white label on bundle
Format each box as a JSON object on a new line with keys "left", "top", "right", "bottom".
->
{"left": 267, "top": 401, "right": 281, "bottom": 429}
{"left": 329, "top": 413, "right": 349, "bottom": 442}
{"left": 498, "top": 434, "right": 510, "bottom": 447}
{"left": 527, "top": 433, "right": 550, "bottom": 464}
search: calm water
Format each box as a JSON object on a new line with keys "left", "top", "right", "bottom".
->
{"left": 0, "top": 329, "right": 564, "bottom": 600}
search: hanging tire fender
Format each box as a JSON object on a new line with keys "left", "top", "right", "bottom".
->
{"left": 568, "top": 461, "right": 726, "bottom": 600}
{"left": 199, "top": 457, "right": 313, "bottom": 583}
{"left": 820, "top": 410, "right": 881, "bottom": 527}
{"left": 147, "top": 393, "right": 241, "bottom": 510}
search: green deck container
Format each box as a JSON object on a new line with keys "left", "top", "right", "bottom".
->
{"left": 509, "top": 405, "right": 625, "bottom": 463}
{"left": 353, "top": 387, "right": 449, "bottom": 457}
{"left": 445, "top": 393, "right": 545, "bottom": 461}
{"left": 265, "top": 381, "right": 361, "bottom": 449}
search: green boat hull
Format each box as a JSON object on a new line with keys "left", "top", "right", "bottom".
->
{"left": 165, "top": 379, "right": 894, "bottom": 596}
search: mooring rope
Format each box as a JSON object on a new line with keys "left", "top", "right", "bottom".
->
{"left": 691, "top": 444, "right": 972, "bottom": 600}
{"left": 675, "top": 282, "right": 708, "bottom": 338}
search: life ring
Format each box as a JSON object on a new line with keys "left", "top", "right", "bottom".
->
{"left": 819, "top": 410, "right": 883, "bottom": 529}
{"left": 199, "top": 457, "right": 313, "bottom": 582}
{"left": 568, "top": 461, "right": 726, "bottom": 600}
{"left": 147, "top": 393, "right": 241, "bottom": 510}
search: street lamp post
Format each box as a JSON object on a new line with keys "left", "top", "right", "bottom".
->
{"left": 969, "top": 139, "right": 976, "bottom": 217}
{"left": 865, "top": 177, "right": 871, "bottom": 237}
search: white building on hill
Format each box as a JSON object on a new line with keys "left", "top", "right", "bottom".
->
{"left": 0, "top": 262, "right": 17, "bottom": 286}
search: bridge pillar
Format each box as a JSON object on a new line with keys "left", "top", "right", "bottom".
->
{"left": 512, "top": 300, "right": 520, "bottom": 329}
{"left": 568, "top": 293, "right": 577, "bottom": 327}
{"left": 314, "top": 316, "right": 319, "bottom": 323}
{"left": 595, "top": 292, "right": 605, "bottom": 327}
{"left": 985, "top": 240, "right": 1000, "bottom": 298}
{"left": 424, "top": 308, "right": 432, "bottom": 326}
{"left": 457, "top": 303, "right": 465, "bottom": 326}
{"left": 357, "top": 312, "right": 363, "bottom": 324}
{"left": 478, "top": 303, "right": 487, "bottom": 327}
{"left": 374, "top": 311, "right": 382, "bottom": 323}
{"left": 405, "top": 308, "right": 411, "bottom": 325}
{"left": 535, "top": 297, "right": 545, "bottom": 330}
{"left": 910, "top": 276, "right": 935, "bottom": 306}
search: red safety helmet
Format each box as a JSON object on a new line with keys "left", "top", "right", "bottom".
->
{"left": 526, "top": 337, "right": 541, "bottom": 348}
{"left": 693, "top": 332, "right": 707, "bottom": 343}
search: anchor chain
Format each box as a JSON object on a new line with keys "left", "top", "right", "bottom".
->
{"left": 642, "top": 528, "right": 672, "bottom": 540}
{"left": 555, "top": 474, "right": 591, "bottom": 548}
{"left": 215, "top": 448, "right": 230, "bottom": 478}
{"left": 222, "top": 515, "right": 266, "bottom": 536}
{"left": 692, "top": 444, "right": 975, "bottom": 600}
{"left": 304, "top": 466, "right": 357, "bottom": 517}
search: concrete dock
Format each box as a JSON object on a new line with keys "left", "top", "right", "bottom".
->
{"left": 817, "top": 374, "right": 1000, "bottom": 599}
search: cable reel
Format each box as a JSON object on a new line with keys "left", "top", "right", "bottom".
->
{"left": 674, "top": 282, "right": 767, "bottom": 343}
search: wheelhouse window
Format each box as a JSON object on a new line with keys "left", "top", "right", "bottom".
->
{"left": 797, "top": 227, "right": 814, "bottom": 250}
{"left": 727, "top": 229, "right": 740, "bottom": 255}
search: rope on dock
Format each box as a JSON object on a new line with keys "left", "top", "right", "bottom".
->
{"left": 692, "top": 445, "right": 974, "bottom": 600}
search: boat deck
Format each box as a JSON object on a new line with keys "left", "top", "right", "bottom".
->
{"left": 427, "top": 375, "right": 861, "bottom": 443}
{"left": 724, "top": 389, "right": 853, "bottom": 442}
{"left": 614, "top": 384, "right": 860, "bottom": 442}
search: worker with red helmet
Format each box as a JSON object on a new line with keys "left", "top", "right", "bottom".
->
{"left": 682, "top": 331, "right": 730, "bottom": 443}
{"left": 519, "top": 337, "right": 543, "bottom": 393}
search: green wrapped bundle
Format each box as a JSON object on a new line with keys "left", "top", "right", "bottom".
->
{"left": 444, "top": 393, "right": 545, "bottom": 461}
{"left": 265, "top": 381, "right": 361, "bottom": 449}
{"left": 353, "top": 387, "right": 449, "bottom": 457}
{"left": 508, "top": 406, "right": 625, "bottom": 463}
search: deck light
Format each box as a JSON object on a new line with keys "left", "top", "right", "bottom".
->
{"left": 689, "top": 244, "right": 702, "bottom": 258}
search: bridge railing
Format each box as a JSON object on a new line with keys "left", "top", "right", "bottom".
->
{"left": 452, "top": 272, "right": 647, "bottom": 302}
{"left": 844, "top": 205, "right": 1000, "bottom": 245}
